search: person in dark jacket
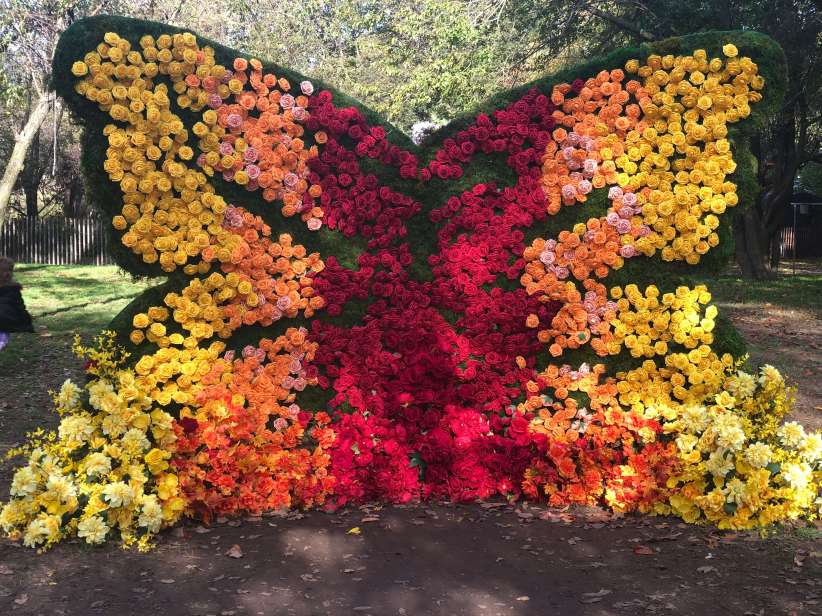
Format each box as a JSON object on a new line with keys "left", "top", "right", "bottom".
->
{"left": 0, "top": 257, "right": 34, "bottom": 351}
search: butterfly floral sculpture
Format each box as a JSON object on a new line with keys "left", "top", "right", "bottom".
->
{"left": 1, "top": 16, "right": 820, "bottom": 550}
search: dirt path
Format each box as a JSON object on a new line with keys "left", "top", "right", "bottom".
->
{"left": 0, "top": 503, "right": 820, "bottom": 616}
{"left": 720, "top": 302, "right": 822, "bottom": 431}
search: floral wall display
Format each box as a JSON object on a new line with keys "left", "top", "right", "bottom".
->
{"left": 1, "top": 15, "right": 819, "bottom": 550}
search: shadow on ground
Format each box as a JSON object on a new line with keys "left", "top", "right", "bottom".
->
{"left": 0, "top": 502, "right": 820, "bottom": 616}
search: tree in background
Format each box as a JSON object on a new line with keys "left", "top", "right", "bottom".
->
{"left": 0, "top": 0, "right": 111, "bottom": 227}
{"left": 797, "top": 161, "right": 822, "bottom": 196}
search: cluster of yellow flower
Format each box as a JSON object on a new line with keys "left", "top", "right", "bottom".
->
{"left": 619, "top": 43, "right": 763, "bottom": 263}
{"left": 608, "top": 284, "right": 716, "bottom": 357}
{"left": 131, "top": 274, "right": 239, "bottom": 347}
{"left": 615, "top": 350, "right": 734, "bottom": 413}
{"left": 661, "top": 365, "right": 821, "bottom": 528}
{"left": 132, "top": 341, "right": 228, "bottom": 407}
{"left": 0, "top": 333, "right": 185, "bottom": 549}
{"left": 72, "top": 32, "right": 240, "bottom": 274}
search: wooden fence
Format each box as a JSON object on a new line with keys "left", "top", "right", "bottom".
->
{"left": 0, "top": 217, "right": 113, "bottom": 265}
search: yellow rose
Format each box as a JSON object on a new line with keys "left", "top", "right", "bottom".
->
{"left": 722, "top": 43, "right": 739, "bottom": 58}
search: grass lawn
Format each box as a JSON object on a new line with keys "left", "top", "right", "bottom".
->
{"left": 12, "top": 263, "right": 159, "bottom": 333}
{"left": 0, "top": 265, "right": 160, "bottom": 379}
{"left": 696, "top": 271, "right": 822, "bottom": 317}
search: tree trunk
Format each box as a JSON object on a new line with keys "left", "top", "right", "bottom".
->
{"left": 24, "top": 126, "right": 41, "bottom": 218}
{"left": 733, "top": 206, "right": 771, "bottom": 279}
{"left": 0, "top": 91, "right": 53, "bottom": 229}
{"left": 735, "top": 99, "right": 802, "bottom": 279}
{"left": 66, "top": 176, "right": 85, "bottom": 218}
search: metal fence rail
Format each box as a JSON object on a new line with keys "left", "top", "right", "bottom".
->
{"left": 0, "top": 217, "right": 113, "bottom": 265}
{"left": 776, "top": 225, "right": 822, "bottom": 259}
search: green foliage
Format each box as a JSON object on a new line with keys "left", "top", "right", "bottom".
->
{"left": 796, "top": 162, "right": 822, "bottom": 197}
{"left": 52, "top": 16, "right": 787, "bottom": 375}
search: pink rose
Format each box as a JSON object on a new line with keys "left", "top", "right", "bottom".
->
{"left": 583, "top": 159, "right": 598, "bottom": 175}
{"left": 280, "top": 94, "right": 295, "bottom": 109}
{"left": 620, "top": 244, "right": 636, "bottom": 257}
{"left": 245, "top": 164, "right": 260, "bottom": 180}
{"left": 608, "top": 186, "right": 623, "bottom": 200}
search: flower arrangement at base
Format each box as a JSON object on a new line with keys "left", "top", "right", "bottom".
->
{"left": 663, "top": 365, "right": 821, "bottom": 529}
{"left": 1, "top": 17, "right": 818, "bottom": 550}
{"left": 0, "top": 333, "right": 184, "bottom": 550}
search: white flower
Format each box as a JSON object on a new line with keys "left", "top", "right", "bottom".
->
{"left": 77, "top": 515, "right": 109, "bottom": 544}
{"left": 799, "top": 432, "right": 822, "bottom": 463}
{"left": 777, "top": 422, "right": 806, "bottom": 449}
{"left": 101, "top": 412, "right": 127, "bottom": 437}
{"left": 58, "top": 415, "right": 95, "bottom": 448}
{"left": 10, "top": 466, "right": 40, "bottom": 497}
{"left": 680, "top": 404, "right": 710, "bottom": 433}
{"left": 758, "top": 364, "right": 782, "bottom": 386}
{"left": 23, "top": 515, "right": 59, "bottom": 548}
{"left": 705, "top": 450, "right": 734, "bottom": 477}
{"left": 744, "top": 442, "right": 772, "bottom": 468}
{"left": 780, "top": 462, "right": 811, "bottom": 491}
{"left": 137, "top": 495, "right": 163, "bottom": 533}
{"left": 87, "top": 379, "right": 114, "bottom": 409}
{"left": 102, "top": 481, "right": 134, "bottom": 508}
{"left": 726, "top": 371, "right": 756, "bottom": 398}
{"left": 45, "top": 475, "right": 76, "bottom": 503}
{"left": 84, "top": 453, "right": 112, "bottom": 477}
{"left": 713, "top": 413, "right": 745, "bottom": 451}
{"left": 56, "top": 379, "right": 81, "bottom": 409}
{"left": 121, "top": 428, "right": 150, "bottom": 452}
{"left": 723, "top": 477, "right": 747, "bottom": 504}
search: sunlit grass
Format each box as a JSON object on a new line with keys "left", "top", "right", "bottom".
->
{"left": 0, "top": 265, "right": 160, "bottom": 377}
{"left": 696, "top": 272, "right": 822, "bottom": 317}
{"left": 13, "top": 264, "right": 159, "bottom": 333}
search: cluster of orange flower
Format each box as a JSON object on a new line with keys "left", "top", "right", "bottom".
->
{"left": 174, "top": 329, "right": 336, "bottom": 517}
{"left": 191, "top": 57, "right": 324, "bottom": 226}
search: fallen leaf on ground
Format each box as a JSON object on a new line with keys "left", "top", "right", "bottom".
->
{"left": 540, "top": 511, "right": 574, "bottom": 523}
{"left": 580, "top": 589, "right": 612, "bottom": 604}
{"left": 225, "top": 544, "right": 243, "bottom": 558}
{"left": 347, "top": 527, "right": 361, "bottom": 535}
{"left": 633, "top": 545, "right": 655, "bottom": 555}
{"left": 697, "top": 566, "right": 717, "bottom": 573}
